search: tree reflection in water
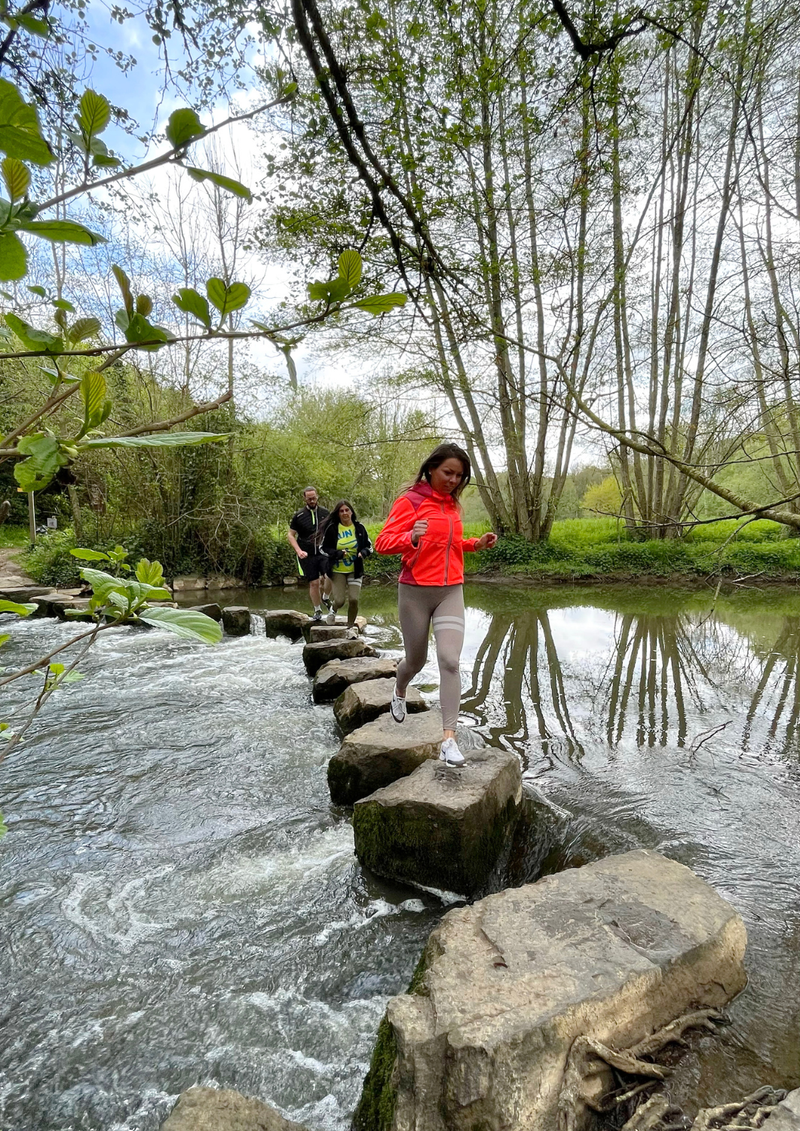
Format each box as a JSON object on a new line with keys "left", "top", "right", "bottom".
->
{"left": 459, "top": 595, "right": 800, "bottom": 761}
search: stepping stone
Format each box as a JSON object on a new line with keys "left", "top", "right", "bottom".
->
{"left": 29, "top": 592, "right": 67, "bottom": 617}
{"left": 353, "top": 850, "right": 747, "bottom": 1131}
{"left": 162, "top": 1085, "right": 308, "bottom": 1130}
{"left": 306, "top": 624, "right": 351, "bottom": 643}
{"left": 259, "top": 609, "right": 309, "bottom": 640}
{"left": 0, "top": 585, "right": 51, "bottom": 601}
{"left": 328, "top": 710, "right": 443, "bottom": 806}
{"left": 302, "top": 614, "right": 366, "bottom": 641}
{"left": 221, "top": 606, "right": 251, "bottom": 636}
{"left": 334, "top": 678, "right": 429, "bottom": 734}
{"left": 313, "top": 656, "right": 398, "bottom": 703}
{"left": 353, "top": 747, "right": 522, "bottom": 896}
{"left": 302, "top": 637, "right": 377, "bottom": 676}
{"left": 188, "top": 602, "right": 222, "bottom": 621}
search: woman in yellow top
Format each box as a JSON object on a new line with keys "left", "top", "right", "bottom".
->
{"left": 319, "top": 500, "right": 373, "bottom": 628}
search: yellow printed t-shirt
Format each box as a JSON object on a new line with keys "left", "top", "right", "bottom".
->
{"left": 333, "top": 524, "right": 358, "bottom": 573}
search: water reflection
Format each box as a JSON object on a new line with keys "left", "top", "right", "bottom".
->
{"left": 458, "top": 589, "right": 800, "bottom": 762}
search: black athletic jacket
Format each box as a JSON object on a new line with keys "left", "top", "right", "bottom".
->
{"left": 320, "top": 520, "right": 373, "bottom": 579}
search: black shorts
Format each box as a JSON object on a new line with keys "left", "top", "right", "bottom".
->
{"left": 297, "top": 551, "right": 327, "bottom": 582}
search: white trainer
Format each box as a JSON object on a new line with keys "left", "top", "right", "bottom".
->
{"left": 440, "top": 737, "right": 465, "bottom": 767}
{"left": 390, "top": 687, "right": 406, "bottom": 723}
{"left": 325, "top": 610, "right": 336, "bottom": 624}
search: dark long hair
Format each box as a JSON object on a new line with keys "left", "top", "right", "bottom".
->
{"left": 319, "top": 499, "right": 358, "bottom": 544}
{"left": 412, "top": 442, "right": 471, "bottom": 501}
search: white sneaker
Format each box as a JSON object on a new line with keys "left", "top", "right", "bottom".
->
{"left": 440, "top": 737, "right": 465, "bottom": 766}
{"left": 390, "top": 687, "right": 406, "bottom": 723}
{"left": 325, "top": 611, "right": 336, "bottom": 624}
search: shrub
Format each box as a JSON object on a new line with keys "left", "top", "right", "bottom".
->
{"left": 23, "top": 529, "right": 81, "bottom": 587}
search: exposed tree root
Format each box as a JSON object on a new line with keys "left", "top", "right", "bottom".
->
{"left": 558, "top": 1010, "right": 729, "bottom": 1131}
{"left": 689, "top": 1086, "right": 787, "bottom": 1131}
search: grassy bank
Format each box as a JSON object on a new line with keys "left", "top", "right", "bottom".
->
{"left": 14, "top": 516, "right": 800, "bottom": 588}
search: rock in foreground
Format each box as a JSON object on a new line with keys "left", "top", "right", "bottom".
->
{"left": 221, "top": 606, "right": 251, "bottom": 636}
{"left": 161, "top": 1086, "right": 306, "bottom": 1130}
{"left": 354, "top": 850, "right": 747, "bottom": 1131}
{"left": 353, "top": 747, "right": 522, "bottom": 895}
{"left": 764, "top": 1089, "right": 800, "bottom": 1130}
{"left": 328, "top": 710, "right": 443, "bottom": 805}
{"left": 313, "top": 656, "right": 398, "bottom": 703}
{"left": 334, "top": 678, "right": 429, "bottom": 733}
{"left": 302, "top": 637, "right": 377, "bottom": 676}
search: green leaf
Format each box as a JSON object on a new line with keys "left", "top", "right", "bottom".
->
{"left": 52, "top": 298, "right": 76, "bottom": 312}
{"left": 352, "top": 292, "right": 407, "bottom": 314}
{"left": 79, "top": 566, "right": 124, "bottom": 601}
{"left": 69, "top": 547, "right": 109, "bottom": 561}
{"left": 0, "top": 599, "right": 36, "bottom": 615}
{"left": 79, "top": 431, "right": 229, "bottom": 450}
{"left": 172, "top": 287, "right": 211, "bottom": 328}
{"left": 338, "top": 249, "right": 362, "bottom": 288}
{"left": 0, "top": 78, "right": 52, "bottom": 165}
{"left": 13, "top": 433, "right": 61, "bottom": 490}
{"left": 2, "top": 155, "right": 29, "bottom": 200}
{"left": 308, "top": 277, "right": 349, "bottom": 304}
{"left": 135, "top": 294, "right": 152, "bottom": 317}
{"left": 135, "top": 557, "right": 165, "bottom": 586}
{"left": 137, "top": 606, "right": 222, "bottom": 644}
{"left": 92, "top": 154, "right": 121, "bottom": 168}
{"left": 27, "top": 284, "right": 46, "bottom": 297}
{"left": 122, "top": 312, "right": 170, "bottom": 349}
{"left": 67, "top": 316, "right": 100, "bottom": 344}
{"left": 15, "top": 13, "right": 50, "bottom": 35}
{"left": 81, "top": 370, "right": 106, "bottom": 427}
{"left": 139, "top": 584, "right": 172, "bottom": 601}
{"left": 77, "top": 90, "right": 110, "bottom": 138}
{"left": 166, "top": 108, "right": 205, "bottom": 148}
{"left": 112, "top": 264, "right": 133, "bottom": 315}
{"left": 5, "top": 311, "right": 63, "bottom": 351}
{"left": 206, "top": 278, "right": 251, "bottom": 317}
{"left": 0, "top": 633, "right": 10, "bottom": 645}
{"left": 19, "top": 219, "right": 106, "bottom": 246}
{"left": 0, "top": 231, "right": 27, "bottom": 281}
{"left": 185, "top": 166, "right": 252, "bottom": 200}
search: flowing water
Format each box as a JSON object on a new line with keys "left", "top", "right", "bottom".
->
{"left": 1, "top": 581, "right": 799, "bottom": 1129}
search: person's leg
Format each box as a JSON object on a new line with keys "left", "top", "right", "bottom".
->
{"left": 431, "top": 586, "right": 465, "bottom": 734}
{"left": 345, "top": 577, "right": 362, "bottom": 627}
{"left": 395, "top": 584, "right": 437, "bottom": 696}
{"left": 327, "top": 573, "right": 347, "bottom": 622}
{"left": 308, "top": 577, "right": 321, "bottom": 610}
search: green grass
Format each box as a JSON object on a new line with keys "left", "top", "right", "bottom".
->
{"left": 0, "top": 525, "right": 28, "bottom": 549}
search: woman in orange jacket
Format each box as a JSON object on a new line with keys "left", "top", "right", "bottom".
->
{"left": 374, "top": 442, "right": 498, "bottom": 765}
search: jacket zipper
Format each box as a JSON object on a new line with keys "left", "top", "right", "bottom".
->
{"left": 443, "top": 500, "right": 453, "bottom": 585}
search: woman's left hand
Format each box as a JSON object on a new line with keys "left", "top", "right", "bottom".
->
{"left": 475, "top": 532, "right": 498, "bottom": 551}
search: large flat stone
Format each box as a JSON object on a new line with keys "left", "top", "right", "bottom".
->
{"left": 334, "top": 677, "right": 429, "bottom": 733}
{"left": 259, "top": 609, "right": 309, "bottom": 640}
{"left": 328, "top": 710, "right": 443, "bottom": 805}
{"left": 354, "top": 850, "right": 747, "bottom": 1131}
{"left": 0, "top": 585, "right": 51, "bottom": 601}
{"left": 188, "top": 602, "right": 222, "bottom": 621}
{"left": 764, "top": 1090, "right": 800, "bottom": 1130}
{"left": 161, "top": 1086, "right": 306, "bottom": 1130}
{"left": 302, "top": 637, "right": 377, "bottom": 676}
{"left": 353, "top": 747, "right": 522, "bottom": 895}
{"left": 313, "top": 656, "right": 398, "bottom": 703}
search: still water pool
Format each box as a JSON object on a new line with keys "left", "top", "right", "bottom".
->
{"left": 1, "top": 581, "right": 799, "bottom": 1129}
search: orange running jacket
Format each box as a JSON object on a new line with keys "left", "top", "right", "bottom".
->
{"left": 374, "top": 481, "right": 480, "bottom": 586}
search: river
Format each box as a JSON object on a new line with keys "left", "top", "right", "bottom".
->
{"left": 1, "top": 580, "right": 798, "bottom": 1129}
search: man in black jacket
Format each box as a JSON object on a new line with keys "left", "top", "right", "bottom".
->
{"left": 287, "top": 486, "right": 333, "bottom": 621}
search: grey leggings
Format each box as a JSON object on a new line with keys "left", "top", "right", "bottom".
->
{"left": 396, "top": 583, "right": 465, "bottom": 730}
{"left": 330, "top": 572, "right": 362, "bottom": 626}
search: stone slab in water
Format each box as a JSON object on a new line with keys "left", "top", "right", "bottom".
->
{"left": 353, "top": 747, "right": 522, "bottom": 895}
{"left": 328, "top": 709, "right": 443, "bottom": 805}
{"left": 188, "top": 602, "right": 222, "bottom": 621}
{"left": 29, "top": 592, "right": 67, "bottom": 617}
{"left": 313, "top": 656, "right": 398, "bottom": 703}
{"left": 0, "top": 585, "right": 51, "bottom": 601}
{"left": 302, "top": 637, "right": 377, "bottom": 676}
{"left": 764, "top": 1090, "right": 800, "bottom": 1131}
{"left": 222, "top": 605, "right": 251, "bottom": 636}
{"left": 259, "top": 609, "right": 309, "bottom": 640}
{"left": 161, "top": 1086, "right": 307, "bottom": 1130}
{"left": 302, "top": 614, "right": 366, "bottom": 642}
{"left": 334, "top": 677, "right": 429, "bottom": 733}
{"left": 353, "top": 849, "right": 747, "bottom": 1131}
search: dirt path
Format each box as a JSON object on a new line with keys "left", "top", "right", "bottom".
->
{"left": 0, "top": 546, "right": 37, "bottom": 590}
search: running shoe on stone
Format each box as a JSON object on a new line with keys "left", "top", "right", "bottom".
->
{"left": 390, "top": 687, "right": 406, "bottom": 723}
{"left": 312, "top": 609, "right": 323, "bottom": 622}
{"left": 440, "top": 737, "right": 465, "bottom": 766}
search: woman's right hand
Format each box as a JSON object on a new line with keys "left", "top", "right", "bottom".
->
{"left": 297, "top": 549, "right": 308, "bottom": 559}
{"left": 410, "top": 519, "right": 428, "bottom": 546}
